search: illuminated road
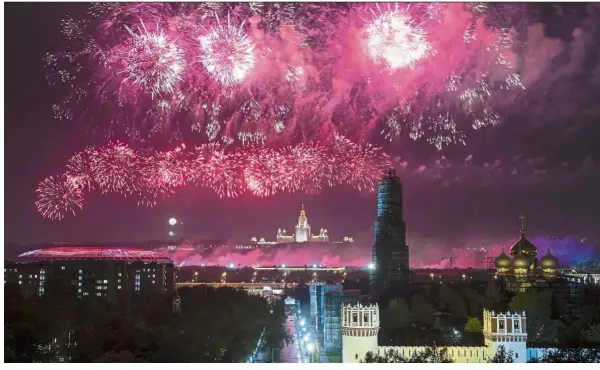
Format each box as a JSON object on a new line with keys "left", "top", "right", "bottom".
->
{"left": 281, "top": 314, "right": 303, "bottom": 363}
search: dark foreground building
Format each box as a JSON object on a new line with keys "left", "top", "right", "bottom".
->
{"left": 370, "top": 169, "right": 410, "bottom": 305}
{"left": 4, "top": 246, "right": 175, "bottom": 302}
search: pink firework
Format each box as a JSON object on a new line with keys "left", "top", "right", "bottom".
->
{"left": 46, "top": 3, "right": 527, "bottom": 149}
{"left": 36, "top": 136, "right": 394, "bottom": 220}
{"left": 197, "top": 13, "right": 256, "bottom": 87}
{"left": 35, "top": 175, "right": 84, "bottom": 221}
{"left": 120, "top": 21, "right": 185, "bottom": 97}
{"left": 65, "top": 149, "right": 94, "bottom": 191}
{"left": 192, "top": 143, "right": 245, "bottom": 198}
{"left": 89, "top": 142, "right": 142, "bottom": 195}
{"left": 365, "top": 3, "right": 431, "bottom": 70}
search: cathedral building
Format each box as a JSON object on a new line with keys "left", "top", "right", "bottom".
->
{"left": 276, "top": 204, "right": 329, "bottom": 243}
{"left": 493, "top": 215, "right": 562, "bottom": 292}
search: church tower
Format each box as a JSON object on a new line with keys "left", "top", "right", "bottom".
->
{"left": 342, "top": 303, "right": 380, "bottom": 363}
{"left": 295, "top": 204, "right": 311, "bottom": 243}
{"left": 371, "top": 169, "right": 410, "bottom": 305}
{"left": 483, "top": 309, "right": 527, "bottom": 362}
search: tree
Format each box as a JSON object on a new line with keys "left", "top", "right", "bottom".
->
{"left": 582, "top": 323, "right": 600, "bottom": 344}
{"left": 488, "top": 345, "right": 514, "bottom": 363}
{"left": 383, "top": 298, "right": 411, "bottom": 331}
{"left": 529, "top": 348, "right": 600, "bottom": 363}
{"left": 361, "top": 351, "right": 392, "bottom": 363}
{"left": 411, "top": 294, "right": 435, "bottom": 328}
{"left": 509, "top": 288, "right": 555, "bottom": 344}
{"left": 483, "top": 280, "right": 507, "bottom": 312}
{"left": 362, "top": 346, "right": 454, "bottom": 363}
{"left": 464, "top": 317, "right": 483, "bottom": 333}
{"left": 449, "top": 295, "right": 468, "bottom": 319}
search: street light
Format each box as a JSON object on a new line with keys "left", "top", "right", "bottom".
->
{"left": 367, "top": 263, "right": 375, "bottom": 270}
{"left": 306, "top": 343, "right": 314, "bottom": 352}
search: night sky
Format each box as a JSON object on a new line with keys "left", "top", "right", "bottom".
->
{"left": 4, "top": 3, "right": 600, "bottom": 249}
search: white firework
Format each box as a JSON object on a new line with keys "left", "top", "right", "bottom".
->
{"left": 121, "top": 21, "right": 185, "bottom": 98}
{"left": 197, "top": 13, "right": 256, "bottom": 87}
{"left": 365, "top": 4, "right": 430, "bottom": 70}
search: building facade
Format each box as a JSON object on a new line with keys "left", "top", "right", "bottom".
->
{"left": 371, "top": 170, "right": 410, "bottom": 304}
{"left": 4, "top": 247, "right": 175, "bottom": 302}
{"left": 276, "top": 204, "right": 329, "bottom": 243}
{"left": 316, "top": 283, "right": 343, "bottom": 331}
{"left": 324, "top": 289, "right": 361, "bottom": 353}
{"left": 341, "top": 303, "right": 563, "bottom": 363}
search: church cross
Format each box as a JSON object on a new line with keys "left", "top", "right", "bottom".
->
{"left": 519, "top": 213, "right": 526, "bottom": 234}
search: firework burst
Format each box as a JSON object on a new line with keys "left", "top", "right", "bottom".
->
{"left": 365, "top": 3, "right": 431, "bottom": 70}
{"left": 46, "top": 3, "right": 527, "bottom": 149}
{"left": 36, "top": 135, "right": 393, "bottom": 219}
{"left": 35, "top": 175, "right": 84, "bottom": 221}
{"left": 89, "top": 142, "right": 143, "bottom": 195}
{"left": 120, "top": 21, "right": 185, "bottom": 97}
{"left": 197, "top": 13, "right": 256, "bottom": 87}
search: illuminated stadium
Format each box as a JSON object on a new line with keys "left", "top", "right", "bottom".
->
{"left": 5, "top": 246, "right": 174, "bottom": 301}
{"left": 15, "top": 246, "right": 172, "bottom": 263}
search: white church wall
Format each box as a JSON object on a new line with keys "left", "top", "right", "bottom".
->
{"left": 378, "top": 346, "right": 488, "bottom": 363}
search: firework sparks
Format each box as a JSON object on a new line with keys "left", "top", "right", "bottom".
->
{"left": 89, "top": 142, "right": 143, "bottom": 195}
{"left": 120, "top": 21, "right": 185, "bottom": 97}
{"left": 35, "top": 175, "right": 84, "bottom": 221}
{"left": 197, "top": 13, "right": 256, "bottom": 87}
{"left": 44, "top": 3, "right": 527, "bottom": 151}
{"left": 36, "top": 136, "right": 393, "bottom": 219}
{"left": 365, "top": 4, "right": 431, "bottom": 70}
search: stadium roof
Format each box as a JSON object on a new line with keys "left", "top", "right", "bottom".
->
{"left": 13, "top": 247, "right": 172, "bottom": 264}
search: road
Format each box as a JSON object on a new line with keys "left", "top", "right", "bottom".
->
{"left": 281, "top": 315, "right": 303, "bottom": 363}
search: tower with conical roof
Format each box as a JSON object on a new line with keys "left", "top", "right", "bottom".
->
{"left": 370, "top": 169, "right": 410, "bottom": 305}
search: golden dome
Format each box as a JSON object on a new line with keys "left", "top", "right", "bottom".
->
{"left": 510, "top": 234, "right": 538, "bottom": 258}
{"left": 510, "top": 214, "right": 538, "bottom": 258}
{"left": 512, "top": 251, "right": 530, "bottom": 270}
{"left": 494, "top": 250, "right": 511, "bottom": 269}
{"left": 540, "top": 248, "right": 559, "bottom": 269}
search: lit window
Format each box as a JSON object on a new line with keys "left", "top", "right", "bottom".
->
{"left": 118, "top": 272, "right": 122, "bottom": 277}
{"left": 78, "top": 270, "right": 82, "bottom": 274}
{"left": 19, "top": 275, "right": 22, "bottom": 278}
{"left": 19, "top": 281, "right": 22, "bottom": 285}
{"left": 117, "top": 285, "right": 122, "bottom": 290}
{"left": 34, "top": 275, "right": 38, "bottom": 278}
{"left": 152, "top": 280, "right": 155, "bottom": 284}
{"left": 78, "top": 289, "right": 82, "bottom": 293}
{"left": 96, "top": 293, "right": 102, "bottom": 297}
{"left": 29, "top": 275, "right": 32, "bottom": 278}
{"left": 83, "top": 292, "right": 89, "bottom": 296}
{"left": 103, "top": 280, "right": 108, "bottom": 284}
{"left": 78, "top": 276, "right": 82, "bottom": 280}
{"left": 152, "top": 274, "right": 155, "bottom": 278}
{"left": 78, "top": 283, "right": 82, "bottom": 287}
{"left": 61, "top": 266, "right": 65, "bottom": 270}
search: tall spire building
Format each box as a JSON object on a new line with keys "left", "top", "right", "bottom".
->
{"left": 370, "top": 169, "right": 410, "bottom": 305}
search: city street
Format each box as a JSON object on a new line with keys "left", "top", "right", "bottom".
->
{"left": 281, "top": 314, "right": 303, "bottom": 363}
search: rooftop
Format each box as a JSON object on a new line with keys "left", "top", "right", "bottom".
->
{"left": 12, "top": 246, "right": 172, "bottom": 264}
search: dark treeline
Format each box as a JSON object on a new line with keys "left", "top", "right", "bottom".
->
{"left": 4, "top": 284, "right": 290, "bottom": 363}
